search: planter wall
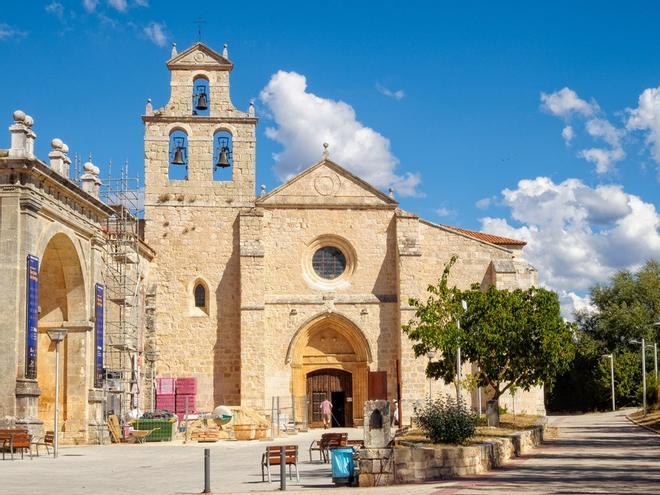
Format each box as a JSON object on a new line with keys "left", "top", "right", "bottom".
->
{"left": 359, "top": 424, "right": 544, "bottom": 487}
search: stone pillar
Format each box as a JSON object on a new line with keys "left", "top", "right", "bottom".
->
{"left": 396, "top": 211, "right": 424, "bottom": 423}
{"left": 80, "top": 161, "right": 101, "bottom": 198}
{"left": 8, "top": 110, "right": 29, "bottom": 157}
{"left": 14, "top": 379, "right": 42, "bottom": 436}
{"left": 87, "top": 388, "right": 107, "bottom": 444}
{"left": 238, "top": 209, "right": 265, "bottom": 409}
{"left": 48, "top": 139, "right": 65, "bottom": 175}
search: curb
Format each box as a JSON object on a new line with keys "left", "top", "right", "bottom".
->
{"left": 625, "top": 413, "right": 660, "bottom": 436}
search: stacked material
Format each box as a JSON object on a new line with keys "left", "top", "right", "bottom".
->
{"left": 188, "top": 417, "right": 230, "bottom": 442}
{"left": 228, "top": 406, "right": 270, "bottom": 440}
{"left": 155, "top": 378, "right": 175, "bottom": 412}
{"left": 175, "top": 377, "right": 197, "bottom": 420}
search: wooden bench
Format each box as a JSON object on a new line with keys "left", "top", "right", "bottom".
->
{"left": 31, "top": 431, "right": 54, "bottom": 456}
{"left": 261, "top": 445, "right": 300, "bottom": 483}
{"left": 0, "top": 429, "right": 32, "bottom": 460}
{"left": 308, "top": 432, "right": 347, "bottom": 463}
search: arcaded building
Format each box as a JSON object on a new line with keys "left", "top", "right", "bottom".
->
{"left": 143, "top": 42, "right": 542, "bottom": 426}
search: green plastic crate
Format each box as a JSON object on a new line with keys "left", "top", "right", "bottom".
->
{"left": 132, "top": 418, "right": 175, "bottom": 442}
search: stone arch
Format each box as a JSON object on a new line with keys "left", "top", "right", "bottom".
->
{"left": 288, "top": 312, "right": 371, "bottom": 426}
{"left": 36, "top": 232, "right": 88, "bottom": 439}
{"left": 286, "top": 312, "right": 372, "bottom": 365}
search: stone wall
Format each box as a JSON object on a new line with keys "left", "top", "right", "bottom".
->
{"left": 359, "top": 425, "right": 545, "bottom": 486}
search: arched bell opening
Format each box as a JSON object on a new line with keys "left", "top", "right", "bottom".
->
{"left": 288, "top": 313, "right": 371, "bottom": 427}
{"left": 212, "top": 130, "right": 233, "bottom": 181}
{"left": 36, "top": 233, "right": 87, "bottom": 441}
{"left": 168, "top": 129, "right": 188, "bottom": 180}
{"left": 192, "top": 75, "right": 210, "bottom": 116}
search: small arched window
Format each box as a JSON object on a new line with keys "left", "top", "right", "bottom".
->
{"left": 194, "top": 283, "right": 206, "bottom": 309}
{"left": 192, "top": 76, "right": 210, "bottom": 116}
{"left": 168, "top": 129, "right": 188, "bottom": 180}
{"left": 212, "top": 130, "right": 233, "bottom": 181}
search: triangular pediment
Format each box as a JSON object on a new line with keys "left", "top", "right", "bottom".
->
{"left": 167, "top": 42, "right": 233, "bottom": 71}
{"left": 257, "top": 160, "right": 398, "bottom": 208}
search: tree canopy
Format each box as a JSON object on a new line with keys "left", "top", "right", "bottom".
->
{"left": 547, "top": 260, "right": 660, "bottom": 412}
{"left": 403, "top": 256, "right": 576, "bottom": 403}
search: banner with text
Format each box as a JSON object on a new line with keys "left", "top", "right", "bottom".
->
{"left": 26, "top": 255, "right": 39, "bottom": 379}
{"left": 94, "top": 283, "right": 104, "bottom": 388}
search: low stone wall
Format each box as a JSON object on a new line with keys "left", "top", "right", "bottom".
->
{"left": 359, "top": 424, "right": 544, "bottom": 486}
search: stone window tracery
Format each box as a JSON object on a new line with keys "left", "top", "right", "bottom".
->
{"left": 312, "top": 246, "right": 346, "bottom": 280}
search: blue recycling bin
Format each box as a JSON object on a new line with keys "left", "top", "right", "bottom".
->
{"left": 330, "top": 447, "right": 355, "bottom": 485}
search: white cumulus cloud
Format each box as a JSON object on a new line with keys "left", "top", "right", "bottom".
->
{"left": 541, "top": 88, "right": 625, "bottom": 174}
{"left": 143, "top": 22, "right": 166, "bottom": 46}
{"left": 259, "top": 70, "right": 421, "bottom": 196}
{"left": 540, "top": 87, "right": 597, "bottom": 118}
{"left": 480, "top": 177, "right": 660, "bottom": 315}
{"left": 627, "top": 86, "right": 660, "bottom": 164}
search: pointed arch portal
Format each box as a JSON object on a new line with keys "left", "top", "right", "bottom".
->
{"left": 288, "top": 313, "right": 370, "bottom": 427}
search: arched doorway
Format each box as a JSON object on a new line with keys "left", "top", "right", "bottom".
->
{"left": 307, "top": 369, "right": 352, "bottom": 427}
{"left": 36, "top": 233, "right": 86, "bottom": 437}
{"left": 288, "top": 313, "right": 371, "bottom": 427}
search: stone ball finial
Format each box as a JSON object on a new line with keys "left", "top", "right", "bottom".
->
{"left": 24, "top": 115, "right": 34, "bottom": 127}
{"left": 92, "top": 165, "right": 100, "bottom": 176}
{"left": 13, "top": 110, "right": 26, "bottom": 122}
{"left": 61, "top": 143, "right": 69, "bottom": 154}
{"left": 51, "top": 138, "right": 64, "bottom": 150}
{"left": 83, "top": 161, "right": 95, "bottom": 172}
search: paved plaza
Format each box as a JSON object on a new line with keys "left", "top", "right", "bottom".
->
{"left": 0, "top": 411, "right": 658, "bottom": 495}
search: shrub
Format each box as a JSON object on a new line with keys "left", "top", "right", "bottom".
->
{"left": 415, "top": 395, "right": 477, "bottom": 445}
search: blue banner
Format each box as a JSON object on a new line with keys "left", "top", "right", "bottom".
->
{"left": 94, "top": 284, "right": 104, "bottom": 388}
{"left": 25, "top": 255, "right": 39, "bottom": 379}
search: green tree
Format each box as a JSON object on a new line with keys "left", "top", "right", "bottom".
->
{"left": 547, "top": 260, "right": 660, "bottom": 411}
{"left": 403, "top": 257, "right": 575, "bottom": 425}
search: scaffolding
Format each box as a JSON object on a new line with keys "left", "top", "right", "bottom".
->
{"left": 100, "top": 161, "right": 144, "bottom": 421}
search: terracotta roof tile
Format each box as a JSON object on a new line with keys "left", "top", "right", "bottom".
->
{"left": 440, "top": 224, "right": 527, "bottom": 246}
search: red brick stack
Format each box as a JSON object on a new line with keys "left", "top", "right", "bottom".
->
{"left": 155, "top": 377, "right": 176, "bottom": 412}
{"left": 175, "top": 377, "right": 197, "bottom": 420}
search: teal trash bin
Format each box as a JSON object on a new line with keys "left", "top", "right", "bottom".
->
{"left": 330, "top": 447, "right": 355, "bottom": 485}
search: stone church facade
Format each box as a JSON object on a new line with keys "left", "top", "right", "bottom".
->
{"left": 0, "top": 41, "right": 541, "bottom": 441}
{"left": 143, "top": 42, "right": 542, "bottom": 426}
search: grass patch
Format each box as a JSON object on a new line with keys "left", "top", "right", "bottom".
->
{"left": 629, "top": 407, "right": 660, "bottom": 434}
{"left": 399, "top": 414, "right": 542, "bottom": 446}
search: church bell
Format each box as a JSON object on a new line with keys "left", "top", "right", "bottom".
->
{"left": 172, "top": 146, "right": 185, "bottom": 165}
{"left": 215, "top": 146, "right": 230, "bottom": 168}
{"left": 195, "top": 91, "right": 208, "bottom": 111}
{"left": 171, "top": 136, "right": 187, "bottom": 165}
{"left": 214, "top": 136, "right": 231, "bottom": 170}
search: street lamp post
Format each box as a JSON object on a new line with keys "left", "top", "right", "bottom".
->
{"left": 426, "top": 350, "right": 437, "bottom": 399}
{"left": 602, "top": 354, "right": 615, "bottom": 411}
{"left": 631, "top": 338, "right": 647, "bottom": 416}
{"left": 653, "top": 321, "right": 660, "bottom": 383}
{"left": 46, "top": 328, "right": 68, "bottom": 458}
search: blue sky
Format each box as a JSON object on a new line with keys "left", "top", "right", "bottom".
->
{"left": 1, "top": 1, "right": 659, "bottom": 315}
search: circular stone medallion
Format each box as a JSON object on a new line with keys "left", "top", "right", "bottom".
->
{"left": 314, "top": 174, "right": 340, "bottom": 196}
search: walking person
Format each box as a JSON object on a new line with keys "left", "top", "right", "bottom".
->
{"left": 320, "top": 396, "right": 333, "bottom": 429}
